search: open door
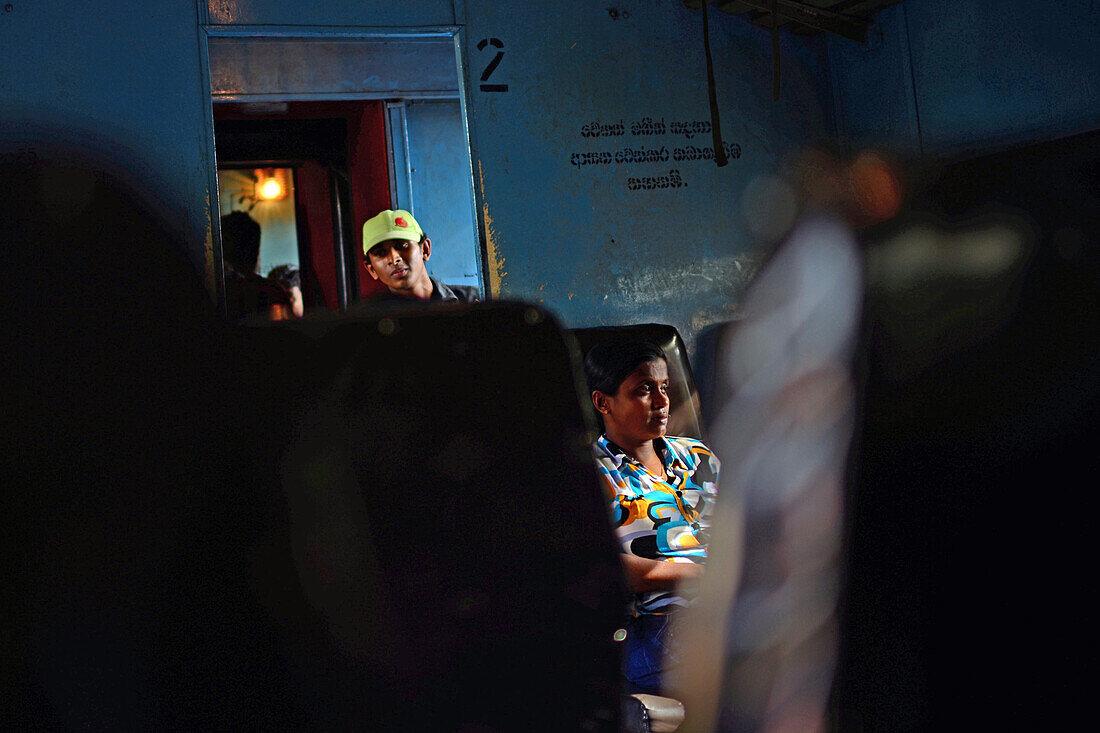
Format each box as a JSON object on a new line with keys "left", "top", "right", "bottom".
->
{"left": 213, "top": 101, "right": 390, "bottom": 311}
{"left": 206, "top": 34, "right": 483, "bottom": 315}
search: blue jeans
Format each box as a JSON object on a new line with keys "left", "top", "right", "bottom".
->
{"left": 622, "top": 613, "right": 678, "bottom": 695}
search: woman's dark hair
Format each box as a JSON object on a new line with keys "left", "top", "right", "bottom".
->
{"left": 584, "top": 339, "right": 667, "bottom": 395}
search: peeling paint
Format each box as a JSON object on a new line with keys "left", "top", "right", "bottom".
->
{"left": 690, "top": 301, "right": 745, "bottom": 334}
{"left": 477, "top": 160, "right": 506, "bottom": 296}
{"left": 612, "top": 255, "right": 763, "bottom": 305}
{"left": 203, "top": 194, "right": 217, "bottom": 303}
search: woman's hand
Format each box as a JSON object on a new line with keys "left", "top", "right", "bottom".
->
{"left": 621, "top": 555, "right": 704, "bottom": 594}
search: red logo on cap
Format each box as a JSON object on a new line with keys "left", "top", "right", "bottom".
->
{"left": 395, "top": 217, "right": 408, "bottom": 227}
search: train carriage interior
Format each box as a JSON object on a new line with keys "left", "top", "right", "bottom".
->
{"left": 3, "top": 0, "right": 1098, "bottom": 731}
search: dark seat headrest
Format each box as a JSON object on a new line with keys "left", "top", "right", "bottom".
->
{"left": 570, "top": 323, "right": 704, "bottom": 441}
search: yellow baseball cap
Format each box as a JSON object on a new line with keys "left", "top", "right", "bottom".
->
{"left": 362, "top": 209, "right": 424, "bottom": 255}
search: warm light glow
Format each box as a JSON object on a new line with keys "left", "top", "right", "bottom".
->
{"left": 851, "top": 151, "right": 902, "bottom": 223}
{"left": 259, "top": 177, "right": 283, "bottom": 200}
{"left": 254, "top": 167, "right": 290, "bottom": 201}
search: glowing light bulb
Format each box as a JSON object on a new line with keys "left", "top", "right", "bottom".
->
{"left": 259, "top": 177, "right": 282, "bottom": 200}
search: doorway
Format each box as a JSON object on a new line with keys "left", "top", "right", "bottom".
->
{"left": 206, "top": 34, "right": 482, "bottom": 314}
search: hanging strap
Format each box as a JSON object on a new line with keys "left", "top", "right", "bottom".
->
{"left": 771, "top": 0, "right": 781, "bottom": 101}
{"left": 701, "top": 0, "right": 729, "bottom": 167}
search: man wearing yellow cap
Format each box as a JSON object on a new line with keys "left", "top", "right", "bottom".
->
{"left": 361, "top": 209, "right": 480, "bottom": 303}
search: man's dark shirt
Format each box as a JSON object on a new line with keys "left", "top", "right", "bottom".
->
{"left": 367, "top": 276, "right": 480, "bottom": 306}
{"left": 223, "top": 267, "right": 290, "bottom": 321}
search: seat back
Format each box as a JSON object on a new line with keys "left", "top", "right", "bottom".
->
{"left": 267, "top": 302, "right": 628, "bottom": 731}
{"left": 570, "top": 323, "right": 705, "bottom": 441}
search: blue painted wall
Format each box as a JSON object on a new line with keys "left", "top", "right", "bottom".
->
{"left": 1, "top": 1, "right": 214, "bottom": 279}
{"left": 6, "top": 0, "right": 1096, "bottom": 351}
{"left": 460, "top": 0, "right": 835, "bottom": 350}
{"left": 827, "top": 0, "right": 1100, "bottom": 158}
{"left": 3, "top": 0, "right": 835, "bottom": 353}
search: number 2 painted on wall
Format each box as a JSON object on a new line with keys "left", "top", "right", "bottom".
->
{"left": 477, "top": 38, "right": 508, "bottom": 92}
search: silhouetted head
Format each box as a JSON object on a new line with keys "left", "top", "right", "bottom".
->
{"left": 221, "top": 210, "right": 262, "bottom": 274}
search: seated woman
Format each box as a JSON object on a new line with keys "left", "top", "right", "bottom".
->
{"left": 585, "top": 339, "right": 720, "bottom": 697}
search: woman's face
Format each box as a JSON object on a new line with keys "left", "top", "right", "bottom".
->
{"left": 596, "top": 358, "right": 670, "bottom": 445}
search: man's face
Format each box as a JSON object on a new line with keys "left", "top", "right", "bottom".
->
{"left": 364, "top": 237, "right": 432, "bottom": 294}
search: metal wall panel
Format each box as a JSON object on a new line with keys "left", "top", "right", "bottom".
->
{"left": 0, "top": 0, "right": 214, "bottom": 283}
{"left": 3, "top": 0, "right": 835, "bottom": 350}
{"left": 460, "top": 0, "right": 835, "bottom": 352}
{"left": 206, "top": 0, "right": 454, "bottom": 27}
{"left": 208, "top": 37, "right": 460, "bottom": 100}
{"left": 827, "top": 0, "right": 1100, "bottom": 157}
{"left": 400, "top": 100, "right": 482, "bottom": 289}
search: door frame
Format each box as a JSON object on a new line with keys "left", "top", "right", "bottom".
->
{"left": 196, "top": 22, "right": 486, "bottom": 314}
